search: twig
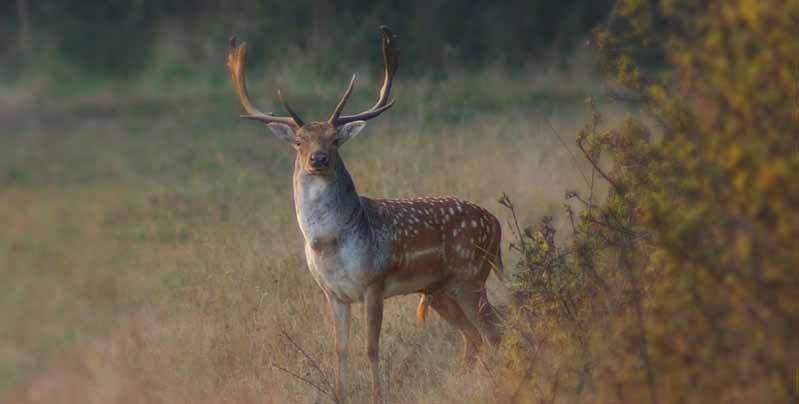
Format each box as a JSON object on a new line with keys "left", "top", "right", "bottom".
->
{"left": 606, "top": 88, "right": 649, "bottom": 104}
{"left": 586, "top": 217, "right": 640, "bottom": 238}
{"left": 568, "top": 191, "right": 599, "bottom": 211}
{"left": 575, "top": 138, "right": 624, "bottom": 194}
{"left": 587, "top": 107, "right": 598, "bottom": 218}
{"left": 270, "top": 362, "right": 335, "bottom": 401}
{"left": 500, "top": 193, "right": 526, "bottom": 247}
{"left": 546, "top": 118, "right": 591, "bottom": 188}
{"left": 280, "top": 328, "right": 335, "bottom": 394}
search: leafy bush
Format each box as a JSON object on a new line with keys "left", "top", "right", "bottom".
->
{"left": 501, "top": 1, "right": 799, "bottom": 402}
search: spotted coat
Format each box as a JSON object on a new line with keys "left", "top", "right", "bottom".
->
{"left": 365, "top": 196, "right": 502, "bottom": 298}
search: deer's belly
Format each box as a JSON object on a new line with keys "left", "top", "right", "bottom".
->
{"left": 305, "top": 238, "right": 372, "bottom": 303}
{"left": 383, "top": 270, "right": 443, "bottom": 298}
{"left": 381, "top": 245, "right": 447, "bottom": 298}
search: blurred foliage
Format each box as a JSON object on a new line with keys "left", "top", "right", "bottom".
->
{"left": 502, "top": 1, "right": 799, "bottom": 403}
{"left": 1, "top": 0, "right": 613, "bottom": 78}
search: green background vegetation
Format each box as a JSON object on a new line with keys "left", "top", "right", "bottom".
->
{"left": 2, "top": 0, "right": 613, "bottom": 78}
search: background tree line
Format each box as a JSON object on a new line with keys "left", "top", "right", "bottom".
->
{"left": 1, "top": 0, "right": 614, "bottom": 78}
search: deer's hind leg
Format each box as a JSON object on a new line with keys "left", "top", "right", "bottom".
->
{"left": 428, "top": 291, "right": 483, "bottom": 369}
{"left": 449, "top": 281, "right": 502, "bottom": 349}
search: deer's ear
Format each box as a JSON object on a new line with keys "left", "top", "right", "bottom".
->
{"left": 267, "top": 123, "right": 297, "bottom": 143}
{"left": 335, "top": 121, "right": 367, "bottom": 145}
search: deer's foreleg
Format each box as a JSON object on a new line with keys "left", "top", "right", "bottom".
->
{"left": 365, "top": 282, "right": 385, "bottom": 403}
{"left": 328, "top": 295, "right": 351, "bottom": 403}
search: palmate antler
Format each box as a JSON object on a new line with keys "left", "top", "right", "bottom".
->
{"left": 329, "top": 25, "right": 399, "bottom": 125}
{"left": 226, "top": 36, "right": 304, "bottom": 128}
{"left": 227, "top": 25, "right": 398, "bottom": 129}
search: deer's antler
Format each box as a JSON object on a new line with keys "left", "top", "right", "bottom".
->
{"left": 329, "top": 26, "right": 398, "bottom": 125}
{"left": 227, "top": 36, "right": 304, "bottom": 128}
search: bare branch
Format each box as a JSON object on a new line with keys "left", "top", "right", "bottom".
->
{"left": 280, "top": 328, "right": 335, "bottom": 394}
{"left": 270, "top": 362, "right": 335, "bottom": 401}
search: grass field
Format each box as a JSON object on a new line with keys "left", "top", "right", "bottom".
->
{"left": 1, "top": 59, "right": 620, "bottom": 403}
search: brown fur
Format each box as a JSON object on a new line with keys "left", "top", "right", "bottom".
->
{"left": 416, "top": 294, "right": 432, "bottom": 326}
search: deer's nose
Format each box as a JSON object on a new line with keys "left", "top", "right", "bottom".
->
{"left": 309, "top": 152, "right": 329, "bottom": 168}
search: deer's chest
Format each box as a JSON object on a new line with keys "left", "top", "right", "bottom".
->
{"left": 304, "top": 233, "right": 374, "bottom": 302}
{"left": 294, "top": 173, "right": 384, "bottom": 302}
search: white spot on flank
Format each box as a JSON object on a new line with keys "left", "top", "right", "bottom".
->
{"left": 404, "top": 246, "right": 442, "bottom": 262}
{"left": 472, "top": 220, "right": 477, "bottom": 228}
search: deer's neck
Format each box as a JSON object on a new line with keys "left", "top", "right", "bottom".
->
{"left": 292, "top": 157, "right": 367, "bottom": 244}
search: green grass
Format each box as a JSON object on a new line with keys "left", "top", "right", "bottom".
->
{"left": 0, "top": 60, "right": 620, "bottom": 403}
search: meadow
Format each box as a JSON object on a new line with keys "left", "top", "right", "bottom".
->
{"left": 1, "top": 55, "right": 615, "bottom": 403}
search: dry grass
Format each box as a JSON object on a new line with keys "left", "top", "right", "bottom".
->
{"left": 1, "top": 60, "right": 622, "bottom": 403}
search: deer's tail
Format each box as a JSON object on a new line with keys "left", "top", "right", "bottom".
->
{"left": 416, "top": 294, "right": 432, "bottom": 327}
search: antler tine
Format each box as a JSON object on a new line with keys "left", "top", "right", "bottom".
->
{"left": 328, "top": 74, "right": 356, "bottom": 123}
{"left": 227, "top": 36, "right": 302, "bottom": 128}
{"left": 277, "top": 89, "right": 305, "bottom": 127}
{"left": 374, "top": 25, "right": 399, "bottom": 109}
{"left": 334, "top": 26, "right": 399, "bottom": 125}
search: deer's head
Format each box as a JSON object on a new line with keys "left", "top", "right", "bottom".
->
{"left": 227, "top": 26, "right": 398, "bottom": 176}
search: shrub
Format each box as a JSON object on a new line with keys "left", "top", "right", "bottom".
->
{"left": 502, "top": 1, "right": 799, "bottom": 402}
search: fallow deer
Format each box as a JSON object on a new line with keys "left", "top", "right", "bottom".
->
{"left": 226, "top": 26, "right": 503, "bottom": 404}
